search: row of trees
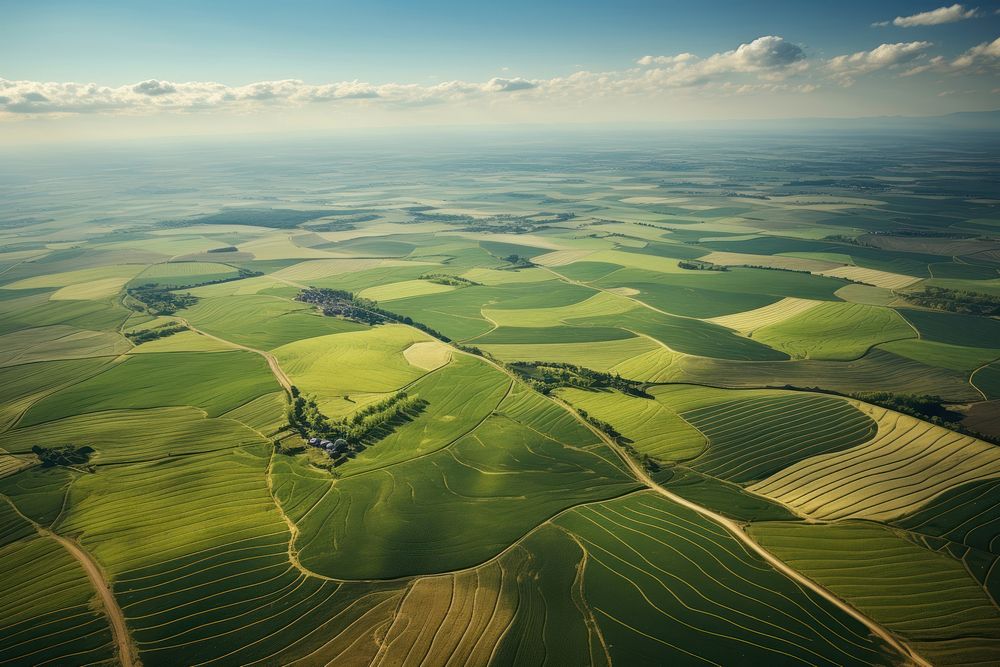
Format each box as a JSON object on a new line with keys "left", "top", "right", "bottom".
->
{"left": 575, "top": 409, "right": 661, "bottom": 473}
{"left": 419, "top": 273, "right": 482, "bottom": 287}
{"left": 902, "top": 286, "right": 1000, "bottom": 317}
{"left": 678, "top": 260, "right": 728, "bottom": 272}
{"left": 853, "top": 391, "right": 998, "bottom": 445}
{"left": 508, "top": 361, "right": 650, "bottom": 397}
{"left": 126, "top": 285, "right": 199, "bottom": 315}
{"left": 125, "top": 323, "right": 187, "bottom": 344}
{"left": 286, "top": 388, "right": 428, "bottom": 444}
{"left": 296, "top": 287, "right": 452, "bottom": 341}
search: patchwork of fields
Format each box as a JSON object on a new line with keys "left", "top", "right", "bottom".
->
{"left": 2, "top": 137, "right": 999, "bottom": 665}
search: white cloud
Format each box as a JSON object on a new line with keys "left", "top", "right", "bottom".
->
{"left": 133, "top": 80, "right": 176, "bottom": 96}
{"left": 873, "top": 4, "right": 980, "bottom": 27}
{"left": 637, "top": 36, "right": 807, "bottom": 86}
{"left": 482, "top": 77, "right": 536, "bottom": 92}
{"left": 826, "top": 42, "right": 933, "bottom": 83}
{"left": 24, "top": 35, "right": 997, "bottom": 119}
{"left": 903, "top": 37, "right": 1000, "bottom": 75}
{"left": 950, "top": 36, "right": 1000, "bottom": 69}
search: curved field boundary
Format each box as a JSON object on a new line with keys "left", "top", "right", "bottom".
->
{"left": 751, "top": 521, "right": 1000, "bottom": 667}
{"left": 0, "top": 496, "right": 134, "bottom": 667}
{"left": 708, "top": 297, "right": 821, "bottom": 335}
{"left": 681, "top": 393, "right": 877, "bottom": 484}
{"left": 553, "top": 492, "right": 903, "bottom": 666}
{"left": 749, "top": 404, "right": 1000, "bottom": 522}
{"left": 543, "top": 391, "right": 924, "bottom": 666}
{"left": 556, "top": 387, "right": 706, "bottom": 461}
{"left": 370, "top": 523, "right": 605, "bottom": 666}
{"left": 752, "top": 301, "right": 915, "bottom": 361}
{"left": 657, "top": 349, "right": 981, "bottom": 402}
{"left": 816, "top": 265, "right": 921, "bottom": 289}
{"left": 700, "top": 251, "right": 841, "bottom": 273}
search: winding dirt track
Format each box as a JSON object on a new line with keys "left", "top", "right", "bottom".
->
{"left": 574, "top": 414, "right": 931, "bottom": 667}
{"left": 46, "top": 530, "right": 136, "bottom": 667}
{"left": 454, "top": 348, "right": 930, "bottom": 667}
{"left": 173, "top": 316, "right": 293, "bottom": 394}
{"left": 151, "top": 292, "right": 927, "bottom": 664}
{"left": 0, "top": 497, "right": 136, "bottom": 666}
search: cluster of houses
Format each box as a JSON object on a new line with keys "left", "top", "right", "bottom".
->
{"left": 307, "top": 437, "right": 362, "bottom": 457}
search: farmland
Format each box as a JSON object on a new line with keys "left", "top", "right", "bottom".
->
{"left": 2, "top": 132, "right": 1000, "bottom": 665}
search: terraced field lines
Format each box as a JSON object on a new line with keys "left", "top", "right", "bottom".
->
{"left": 555, "top": 387, "right": 706, "bottom": 461}
{"left": 1, "top": 496, "right": 130, "bottom": 666}
{"left": 700, "top": 251, "right": 840, "bottom": 272}
{"left": 681, "top": 393, "right": 877, "bottom": 483}
{"left": 816, "top": 265, "right": 921, "bottom": 289}
{"left": 554, "top": 492, "right": 904, "bottom": 665}
{"left": 751, "top": 522, "right": 1000, "bottom": 666}
{"left": 660, "top": 349, "right": 982, "bottom": 402}
{"left": 749, "top": 405, "right": 1000, "bottom": 521}
{"left": 708, "top": 297, "right": 821, "bottom": 335}
{"left": 532, "top": 249, "right": 597, "bottom": 266}
{"left": 47, "top": 529, "right": 136, "bottom": 667}
{"left": 753, "top": 302, "right": 915, "bottom": 361}
{"left": 551, "top": 396, "right": 923, "bottom": 666}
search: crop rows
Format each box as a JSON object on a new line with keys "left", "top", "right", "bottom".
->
{"left": 0, "top": 534, "right": 115, "bottom": 666}
{"left": 657, "top": 348, "right": 982, "bottom": 401}
{"left": 749, "top": 406, "right": 1000, "bottom": 521}
{"left": 682, "top": 393, "right": 876, "bottom": 483}
{"left": 709, "top": 297, "right": 821, "bottom": 335}
{"left": 751, "top": 521, "right": 1000, "bottom": 666}
{"left": 553, "top": 492, "right": 897, "bottom": 665}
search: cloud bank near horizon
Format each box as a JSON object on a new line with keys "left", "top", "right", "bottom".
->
{"left": 1, "top": 35, "right": 997, "bottom": 119}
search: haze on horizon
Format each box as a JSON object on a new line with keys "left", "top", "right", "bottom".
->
{"left": 1, "top": 0, "right": 999, "bottom": 144}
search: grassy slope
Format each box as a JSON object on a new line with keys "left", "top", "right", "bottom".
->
{"left": 751, "top": 521, "right": 1000, "bottom": 666}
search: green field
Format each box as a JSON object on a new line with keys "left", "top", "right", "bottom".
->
{"left": 553, "top": 492, "right": 897, "bottom": 666}
{"left": 556, "top": 387, "right": 706, "bottom": 460}
{"left": 3, "top": 136, "right": 1000, "bottom": 664}
{"left": 680, "top": 392, "right": 877, "bottom": 483}
{"left": 20, "top": 351, "right": 278, "bottom": 426}
{"left": 754, "top": 302, "right": 915, "bottom": 360}
{"left": 751, "top": 522, "right": 1000, "bottom": 666}
{"left": 180, "top": 294, "right": 368, "bottom": 349}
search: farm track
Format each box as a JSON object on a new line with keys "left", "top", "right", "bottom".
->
{"left": 172, "top": 316, "right": 293, "bottom": 394}
{"left": 235, "top": 294, "right": 929, "bottom": 664}
{"left": 446, "top": 346, "right": 930, "bottom": 665}
{"left": 1, "top": 496, "right": 137, "bottom": 667}
{"left": 117, "top": 281, "right": 928, "bottom": 663}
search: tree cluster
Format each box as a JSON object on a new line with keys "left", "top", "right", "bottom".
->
{"left": 125, "top": 323, "right": 187, "bottom": 344}
{"left": 32, "top": 444, "right": 95, "bottom": 468}
{"left": 508, "top": 361, "right": 650, "bottom": 397}
{"left": 126, "top": 285, "right": 199, "bottom": 315}
{"left": 419, "top": 273, "right": 482, "bottom": 287}
{"left": 126, "top": 269, "right": 262, "bottom": 315}
{"left": 678, "top": 260, "right": 728, "bottom": 272}
{"left": 286, "top": 390, "right": 428, "bottom": 445}
{"left": 502, "top": 254, "right": 535, "bottom": 269}
{"left": 296, "top": 287, "right": 452, "bottom": 341}
{"left": 901, "top": 286, "right": 1000, "bottom": 317}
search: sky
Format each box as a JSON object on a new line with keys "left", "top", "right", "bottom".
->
{"left": 1, "top": 0, "right": 998, "bottom": 142}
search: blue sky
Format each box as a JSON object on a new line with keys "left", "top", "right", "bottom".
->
{"left": 1, "top": 1, "right": 998, "bottom": 140}
{"left": 4, "top": 0, "right": 998, "bottom": 83}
